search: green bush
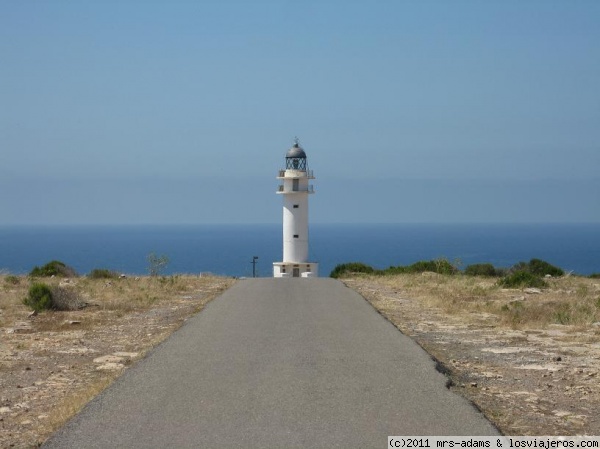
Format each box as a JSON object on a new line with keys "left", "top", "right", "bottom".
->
{"left": 331, "top": 258, "right": 460, "bottom": 278}
{"left": 498, "top": 271, "right": 548, "bottom": 289}
{"left": 509, "top": 259, "right": 563, "bottom": 277}
{"left": 385, "top": 259, "right": 458, "bottom": 275}
{"left": 22, "top": 282, "right": 86, "bottom": 311}
{"left": 464, "top": 263, "right": 498, "bottom": 277}
{"left": 330, "top": 262, "right": 375, "bottom": 278}
{"left": 30, "top": 260, "right": 77, "bottom": 278}
{"left": 499, "top": 259, "right": 563, "bottom": 288}
{"left": 527, "top": 258, "right": 564, "bottom": 277}
{"left": 509, "top": 261, "right": 529, "bottom": 274}
{"left": 23, "top": 282, "right": 54, "bottom": 312}
{"left": 381, "top": 265, "right": 407, "bottom": 275}
{"left": 407, "top": 260, "right": 441, "bottom": 273}
{"left": 88, "top": 268, "right": 119, "bottom": 279}
{"left": 588, "top": 273, "right": 600, "bottom": 279}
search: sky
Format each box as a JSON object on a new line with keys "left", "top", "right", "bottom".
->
{"left": 1, "top": 0, "right": 599, "bottom": 225}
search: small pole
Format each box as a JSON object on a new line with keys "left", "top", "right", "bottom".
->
{"left": 252, "top": 256, "right": 259, "bottom": 278}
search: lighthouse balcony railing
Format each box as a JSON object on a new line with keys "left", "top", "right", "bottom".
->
{"left": 277, "top": 185, "right": 314, "bottom": 193}
{"left": 277, "top": 170, "right": 314, "bottom": 179}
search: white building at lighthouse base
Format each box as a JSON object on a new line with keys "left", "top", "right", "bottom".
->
{"left": 273, "top": 262, "right": 319, "bottom": 278}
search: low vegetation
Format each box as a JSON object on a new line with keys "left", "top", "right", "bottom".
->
{"left": 331, "top": 257, "right": 567, "bottom": 290}
{"left": 50, "top": 285, "right": 88, "bottom": 310}
{"left": 385, "top": 258, "right": 458, "bottom": 275}
{"left": 23, "top": 282, "right": 54, "bottom": 312}
{"left": 330, "top": 258, "right": 459, "bottom": 278}
{"left": 1, "top": 271, "right": 234, "bottom": 448}
{"left": 464, "top": 263, "right": 498, "bottom": 277}
{"left": 22, "top": 282, "right": 87, "bottom": 312}
{"left": 30, "top": 260, "right": 77, "bottom": 278}
{"left": 497, "top": 258, "right": 564, "bottom": 288}
{"left": 88, "top": 268, "right": 120, "bottom": 279}
{"left": 498, "top": 270, "right": 548, "bottom": 289}
{"left": 333, "top": 258, "right": 600, "bottom": 327}
{"left": 330, "top": 262, "right": 375, "bottom": 278}
{"left": 343, "top": 271, "right": 600, "bottom": 329}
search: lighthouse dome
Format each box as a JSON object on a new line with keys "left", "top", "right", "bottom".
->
{"left": 286, "top": 143, "right": 306, "bottom": 159}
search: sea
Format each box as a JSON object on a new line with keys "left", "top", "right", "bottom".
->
{"left": 1, "top": 223, "right": 599, "bottom": 278}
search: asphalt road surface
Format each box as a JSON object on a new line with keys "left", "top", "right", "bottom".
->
{"left": 43, "top": 278, "right": 498, "bottom": 449}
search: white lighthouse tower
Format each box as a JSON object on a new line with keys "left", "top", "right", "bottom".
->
{"left": 273, "top": 139, "right": 319, "bottom": 278}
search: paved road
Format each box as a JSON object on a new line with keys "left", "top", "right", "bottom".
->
{"left": 43, "top": 278, "right": 498, "bottom": 448}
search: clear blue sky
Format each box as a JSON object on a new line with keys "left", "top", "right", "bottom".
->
{"left": 2, "top": 0, "right": 599, "bottom": 224}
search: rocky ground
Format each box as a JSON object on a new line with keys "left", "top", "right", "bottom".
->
{"left": 344, "top": 273, "right": 600, "bottom": 436}
{"left": 0, "top": 274, "right": 234, "bottom": 448}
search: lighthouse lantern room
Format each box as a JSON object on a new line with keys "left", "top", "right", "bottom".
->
{"left": 273, "top": 139, "right": 319, "bottom": 278}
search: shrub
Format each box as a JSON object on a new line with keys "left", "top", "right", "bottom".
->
{"left": 88, "top": 268, "right": 119, "bottom": 279}
{"left": 509, "top": 259, "right": 563, "bottom": 277}
{"left": 51, "top": 286, "right": 87, "bottom": 311}
{"left": 494, "top": 267, "right": 510, "bottom": 277}
{"left": 23, "top": 282, "right": 54, "bottom": 312}
{"left": 408, "top": 260, "right": 441, "bottom": 273}
{"left": 30, "top": 260, "right": 77, "bottom": 278}
{"left": 430, "top": 258, "right": 459, "bottom": 275}
{"left": 509, "top": 261, "right": 529, "bottom": 274}
{"left": 588, "top": 273, "right": 600, "bottom": 279}
{"left": 22, "top": 282, "right": 86, "bottom": 312}
{"left": 498, "top": 271, "right": 548, "bottom": 289}
{"left": 330, "top": 258, "right": 460, "bottom": 278}
{"left": 464, "top": 263, "right": 498, "bottom": 277}
{"left": 330, "top": 262, "right": 375, "bottom": 278}
{"left": 382, "top": 265, "right": 408, "bottom": 275}
{"left": 386, "top": 258, "right": 458, "bottom": 275}
{"left": 527, "top": 258, "right": 564, "bottom": 277}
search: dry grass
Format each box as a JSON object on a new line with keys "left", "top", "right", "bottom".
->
{"left": 344, "top": 273, "right": 600, "bottom": 435}
{"left": 1, "top": 275, "right": 27, "bottom": 318}
{"left": 1, "top": 274, "right": 229, "bottom": 330}
{"left": 41, "top": 374, "right": 116, "bottom": 437}
{"left": 348, "top": 272, "right": 600, "bottom": 331}
{"left": 0, "top": 273, "right": 235, "bottom": 448}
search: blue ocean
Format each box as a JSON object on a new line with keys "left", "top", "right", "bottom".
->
{"left": 0, "top": 224, "right": 599, "bottom": 277}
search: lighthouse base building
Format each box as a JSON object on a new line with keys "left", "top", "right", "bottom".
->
{"left": 273, "top": 140, "right": 319, "bottom": 278}
{"left": 273, "top": 262, "right": 318, "bottom": 278}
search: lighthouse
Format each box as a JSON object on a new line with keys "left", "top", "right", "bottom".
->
{"left": 273, "top": 139, "right": 319, "bottom": 278}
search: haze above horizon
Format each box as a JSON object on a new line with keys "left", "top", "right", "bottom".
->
{"left": 2, "top": 1, "right": 599, "bottom": 225}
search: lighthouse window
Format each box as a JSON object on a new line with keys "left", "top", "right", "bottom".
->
{"left": 293, "top": 234, "right": 299, "bottom": 238}
{"left": 293, "top": 205, "right": 299, "bottom": 209}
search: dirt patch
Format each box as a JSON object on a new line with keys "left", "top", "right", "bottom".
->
{"left": 344, "top": 274, "right": 600, "bottom": 435}
{"left": 0, "top": 275, "right": 234, "bottom": 448}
